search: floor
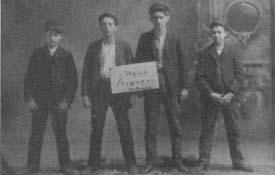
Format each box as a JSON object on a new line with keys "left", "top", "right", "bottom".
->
{"left": 2, "top": 104, "right": 275, "bottom": 175}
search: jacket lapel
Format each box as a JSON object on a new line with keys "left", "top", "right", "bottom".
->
{"left": 162, "top": 31, "right": 171, "bottom": 62}
{"left": 115, "top": 39, "right": 122, "bottom": 66}
{"left": 209, "top": 44, "right": 220, "bottom": 66}
{"left": 149, "top": 30, "right": 158, "bottom": 61}
{"left": 220, "top": 44, "right": 230, "bottom": 76}
{"left": 208, "top": 43, "right": 230, "bottom": 77}
{"left": 150, "top": 30, "right": 171, "bottom": 62}
{"left": 53, "top": 46, "right": 62, "bottom": 61}
{"left": 43, "top": 45, "right": 51, "bottom": 59}
{"left": 95, "top": 39, "right": 103, "bottom": 69}
{"left": 96, "top": 39, "right": 121, "bottom": 66}
{"left": 43, "top": 45, "right": 58, "bottom": 64}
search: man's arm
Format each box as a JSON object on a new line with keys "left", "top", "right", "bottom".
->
{"left": 24, "top": 50, "right": 40, "bottom": 111}
{"left": 81, "top": 45, "right": 92, "bottom": 97}
{"left": 124, "top": 41, "right": 137, "bottom": 107}
{"left": 222, "top": 53, "right": 244, "bottom": 104}
{"left": 134, "top": 35, "right": 146, "bottom": 97}
{"left": 24, "top": 50, "right": 37, "bottom": 102}
{"left": 64, "top": 53, "right": 78, "bottom": 105}
{"left": 134, "top": 35, "right": 145, "bottom": 63}
{"left": 228, "top": 53, "right": 244, "bottom": 93}
{"left": 125, "top": 41, "right": 134, "bottom": 64}
{"left": 176, "top": 37, "right": 187, "bottom": 89}
{"left": 81, "top": 45, "right": 93, "bottom": 108}
{"left": 176, "top": 37, "right": 190, "bottom": 100}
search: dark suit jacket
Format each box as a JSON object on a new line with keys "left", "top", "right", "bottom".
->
{"left": 135, "top": 30, "right": 186, "bottom": 96}
{"left": 81, "top": 39, "right": 133, "bottom": 108}
{"left": 24, "top": 46, "right": 78, "bottom": 108}
{"left": 195, "top": 43, "right": 244, "bottom": 103}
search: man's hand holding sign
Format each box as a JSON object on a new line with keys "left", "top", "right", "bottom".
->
{"left": 110, "top": 62, "right": 188, "bottom": 102}
{"left": 110, "top": 62, "right": 160, "bottom": 94}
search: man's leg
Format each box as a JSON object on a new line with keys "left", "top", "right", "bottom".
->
{"left": 52, "top": 108, "right": 72, "bottom": 172}
{"left": 141, "top": 91, "right": 162, "bottom": 173}
{"left": 27, "top": 109, "right": 49, "bottom": 172}
{"left": 222, "top": 104, "right": 253, "bottom": 172}
{"left": 164, "top": 95, "right": 188, "bottom": 172}
{"left": 198, "top": 102, "right": 219, "bottom": 169}
{"left": 111, "top": 102, "right": 138, "bottom": 173}
{"left": 87, "top": 103, "right": 108, "bottom": 170}
{"left": 144, "top": 92, "right": 162, "bottom": 164}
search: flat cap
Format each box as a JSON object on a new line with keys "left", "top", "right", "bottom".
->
{"left": 210, "top": 19, "right": 228, "bottom": 30}
{"left": 45, "top": 20, "right": 63, "bottom": 33}
{"left": 149, "top": 3, "right": 170, "bottom": 15}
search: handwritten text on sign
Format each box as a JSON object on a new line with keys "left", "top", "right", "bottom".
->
{"left": 110, "top": 62, "right": 159, "bottom": 94}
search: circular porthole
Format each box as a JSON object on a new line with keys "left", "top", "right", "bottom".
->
{"left": 225, "top": 1, "right": 260, "bottom": 34}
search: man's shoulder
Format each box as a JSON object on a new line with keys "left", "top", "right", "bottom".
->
{"left": 199, "top": 43, "right": 213, "bottom": 54}
{"left": 87, "top": 39, "right": 102, "bottom": 50}
{"left": 32, "top": 46, "right": 72, "bottom": 56}
{"left": 166, "top": 31, "right": 179, "bottom": 39}
{"left": 32, "top": 46, "right": 46, "bottom": 55}
{"left": 116, "top": 38, "right": 131, "bottom": 48}
{"left": 139, "top": 30, "right": 154, "bottom": 39}
{"left": 58, "top": 47, "right": 72, "bottom": 57}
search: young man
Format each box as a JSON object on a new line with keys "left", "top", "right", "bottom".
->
{"left": 23, "top": 20, "right": 78, "bottom": 174}
{"left": 135, "top": 3, "right": 189, "bottom": 173}
{"left": 81, "top": 13, "right": 139, "bottom": 174}
{"left": 194, "top": 20, "right": 253, "bottom": 172}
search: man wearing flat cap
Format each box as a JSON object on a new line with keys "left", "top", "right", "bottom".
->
{"left": 23, "top": 20, "right": 78, "bottom": 174}
{"left": 135, "top": 3, "right": 189, "bottom": 173}
{"left": 194, "top": 20, "right": 253, "bottom": 172}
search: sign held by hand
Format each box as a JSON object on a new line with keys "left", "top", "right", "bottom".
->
{"left": 110, "top": 62, "right": 159, "bottom": 94}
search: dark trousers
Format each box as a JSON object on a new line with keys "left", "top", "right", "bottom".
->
{"left": 88, "top": 80, "right": 136, "bottom": 168}
{"left": 27, "top": 108, "right": 71, "bottom": 171}
{"left": 144, "top": 90, "right": 183, "bottom": 164}
{"left": 199, "top": 101, "right": 244, "bottom": 166}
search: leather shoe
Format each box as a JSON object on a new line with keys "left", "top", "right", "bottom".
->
{"left": 61, "top": 167, "right": 80, "bottom": 175}
{"left": 127, "top": 164, "right": 140, "bottom": 174}
{"left": 80, "top": 166, "right": 99, "bottom": 175}
{"left": 141, "top": 163, "right": 156, "bottom": 174}
{"left": 175, "top": 159, "right": 189, "bottom": 172}
{"left": 233, "top": 162, "right": 253, "bottom": 172}
{"left": 18, "top": 167, "right": 39, "bottom": 175}
{"left": 192, "top": 161, "right": 208, "bottom": 171}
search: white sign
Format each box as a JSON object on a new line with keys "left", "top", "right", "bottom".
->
{"left": 110, "top": 62, "right": 159, "bottom": 94}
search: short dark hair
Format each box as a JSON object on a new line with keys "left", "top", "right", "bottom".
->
{"left": 98, "top": 13, "right": 118, "bottom": 25}
{"left": 45, "top": 20, "right": 63, "bottom": 33}
{"left": 210, "top": 21, "right": 228, "bottom": 31}
{"left": 149, "top": 3, "right": 170, "bottom": 16}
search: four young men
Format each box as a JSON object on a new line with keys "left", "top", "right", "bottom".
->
{"left": 23, "top": 2, "right": 253, "bottom": 174}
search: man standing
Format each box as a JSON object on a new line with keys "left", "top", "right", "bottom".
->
{"left": 194, "top": 20, "right": 253, "bottom": 172}
{"left": 24, "top": 20, "right": 78, "bottom": 174}
{"left": 81, "top": 13, "right": 139, "bottom": 174}
{"left": 135, "top": 3, "right": 189, "bottom": 173}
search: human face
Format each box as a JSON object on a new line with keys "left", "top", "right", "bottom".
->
{"left": 99, "top": 17, "right": 118, "bottom": 37}
{"left": 150, "top": 11, "right": 169, "bottom": 31}
{"left": 45, "top": 31, "right": 62, "bottom": 48}
{"left": 211, "top": 25, "right": 227, "bottom": 45}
